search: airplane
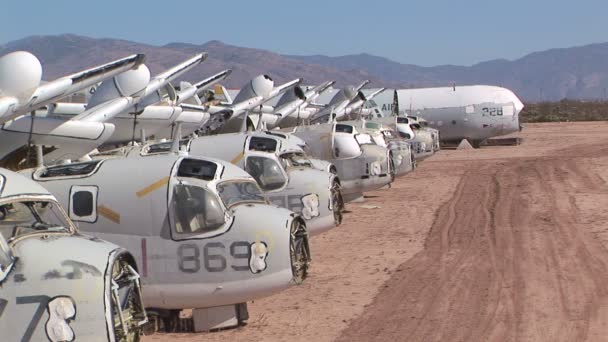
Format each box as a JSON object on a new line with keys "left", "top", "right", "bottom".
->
{"left": 0, "top": 53, "right": 206, "bottom": 168}
{"left": 0, "top": 167, "right": 146, "bottom": 341}
{"left": 365, "top": 85, "right": 524, "bottom": 147}
{"left": 361, "top": 90, "right": 436, "bottom": 160}
{"left": 22, "top": 152, "right": 311, "bottom": 332}
{"left": 34, "top": 69, "right": 232, "bottom": 146}
{"left": 196, "top": 75, "right": 302, "bottom": 134}
{"left": 139, "top": 129, "right": 344, "bottom": 235}
{"left": 285, "top": 121, "right": 393, "bottom": 202}
{"left": 248, "top": 81, "right": 336, "bottom": 129}
{"left": 308, "top": 82, "right": 386, "bottom": 124}
{"left": 342, "top": 119, "right": 415, "bottom": 177}
{"left": 0, "top": 51, "right": 144, "bottom": 125}
{"left": 407, "top": 116, "right": 441, "bottom": 152}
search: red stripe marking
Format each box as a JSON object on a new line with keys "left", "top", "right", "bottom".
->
{"left": 141, "top": 238, "right": 148, "bottom": 278}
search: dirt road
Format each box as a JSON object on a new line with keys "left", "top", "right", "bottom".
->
{"left": 146, "top": 122, "right": 608, "bottom": 342}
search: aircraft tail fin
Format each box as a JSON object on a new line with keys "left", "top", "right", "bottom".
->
{"left": 392, "top": 89, "right": 399, "bottom": 116}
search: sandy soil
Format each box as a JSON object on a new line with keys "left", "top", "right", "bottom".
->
{"left": 145, "top": 122, "right": 608, "bottom": 342}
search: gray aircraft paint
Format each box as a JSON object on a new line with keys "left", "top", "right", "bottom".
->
{"left": 286, "top": 122, "right": 393, "bottom": 202}
{"left": 0, "top": 168, "right": 145, "bottom": 341}
{"left": 168, "top": 131, "right": 342, "bottom": 235}
{"left": 363, "top": 85, "right": 524, "bottom": 144}
{"left": 24, "top": 154, "right": 310, "bottom": 310}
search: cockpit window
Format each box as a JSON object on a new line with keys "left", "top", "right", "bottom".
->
{"left": 245, "top": 156, "right": 287, "bottom": 191}
{"left": 280, "top": 153, "right": 313, "bottom": 168}
{"left": 38, "top": 160, "right": 102, "bottom": 178}
{"left": 217, "top": 181, "right": 266, "bottom": 208}
{"left": 263, "top": 131, "right": 287, "bottom": 139}
{"left": 0, "top": 201, "right": 71, "bottom": 241}
{"left": 355, "top": 134, "right": 374, "bottom": 145}
{"left": 177, "top": 159, "right": 217, "bottom": 181}
{"left": 249, "top": 137, "right": 278, "bottom": 153}
{"left": 335, "top": 124, "right": 354, "bottom": 134}
{"left": 365, "top": 122, "right": 380, "bottom": 130}
{"left": 397, "top": 117, "right": 409, "bottom": 124}
{"left": 171, "top": 184, "right": 225, "bottom": 235}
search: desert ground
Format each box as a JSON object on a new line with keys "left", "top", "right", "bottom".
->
{"left": 145, "top": 122, "right": 608, "bottom": 342}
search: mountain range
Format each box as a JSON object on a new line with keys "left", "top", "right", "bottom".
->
{"left": 2, "top": 34, "right": 608, "bottom": 102}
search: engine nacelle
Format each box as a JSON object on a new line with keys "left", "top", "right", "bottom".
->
{"left": 88, "top": 64, "right": 151, "bottom": 107}
{"left": 0, "top": 51, "right": 42, "bottom": 101}
{"left": 232, "top": 74, "right": 274, "bottom": 104}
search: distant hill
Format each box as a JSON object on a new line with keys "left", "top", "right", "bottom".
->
{"left": 2, "top": 34, "right": 608, "bottom": 101}
{"left": 0, "top": 34, "right": 389, "bottom": 90}
{"left": 288, "top": 43, "right": 608, "bottom": 101}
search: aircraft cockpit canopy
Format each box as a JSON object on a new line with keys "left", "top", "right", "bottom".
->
{"left": 335, "top": 124, "right": 354, "bottom": 134}
{"left": 0, "top": 200, "right": 71, "bottom": 242}
{"left": 177, "top": 158, "right": 218, "bottom": 181}
{"left": 249, "top": 137, "right": 278, "bottom": 153}
{"left": 171, "top": 184, "right": 225, "bottom": 236}
{"left": 217, "top": 181, "right": 266, "bottom": 208}
{"left": 245, "top": 156, "right": 287, "bottom": 191}
{"left": 37, "top": 160, "right": 103, "bottom": 179}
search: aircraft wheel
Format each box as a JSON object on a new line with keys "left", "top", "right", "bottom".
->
{"left": 290, "top": 218, "right": 311, "bottom": 284}
{"left": 331, "top": 179, "right": 344, "bottom": 225}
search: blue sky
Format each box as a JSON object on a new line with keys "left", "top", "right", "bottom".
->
{"left": 2, "top": 0, "right": 607, "bottom": 66}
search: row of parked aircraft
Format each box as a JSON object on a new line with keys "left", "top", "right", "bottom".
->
{"left": 0, "top": 49, "right": 524, "bottom": 340}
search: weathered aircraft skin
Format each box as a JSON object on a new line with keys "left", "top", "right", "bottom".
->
{"left": 371, "top": 116, "right": 435, "bottom": 160}
{"left": 23, "top": 154, "right": 310, "bottom": 311}
{"left": 285, "top": 122, "right": 392, "bottom": 202}
{"left": 143, "top": 131, "right": 343, "bottom": 235}
{"left": 0, "top": 51, "right": 144, "bottom": 125}
{"left": 367, "top": 85, "right": 523, "bottom": 145}
{"left": 0, "top": 168, "right": 146, "bottom": 342}
{"left": 343, "top": 120, "right": 415, "bottom": 177}
{"left": 0, "top": 53, "right": 207, "bottom": 167}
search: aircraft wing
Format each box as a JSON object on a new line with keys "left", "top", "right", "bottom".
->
{"left": 174, "top": 69, "right": 232, "bottom": 105}
{"left": 365, "top": 88, "right": 386, "bottom": 100}
{"left": 70, "top": 97, "right": 137, "bottom": 122}
{"left": 4, "top": 54, "right": 145, "bottom": 121}
{"left": 354, "top": 80, "right": 371, "bottom": 93}
{"left": 194, "top": 69, "right": 232, "bottom": 96}
{"left": 266, "top": 78, "right": 303, "bottom": 99}
{"left": 141, "top": 53, "right": 207, "bottom": 99}
{"left": 311, "top": 80, "right": 336, "bottom": 94}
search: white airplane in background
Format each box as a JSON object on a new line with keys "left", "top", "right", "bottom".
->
{"left": 364, "top": 85, "right": 524, "bottom": 147}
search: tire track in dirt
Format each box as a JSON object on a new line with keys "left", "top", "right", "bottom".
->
{"left": 336, "top": 146, "right": 608, "bottom": 342}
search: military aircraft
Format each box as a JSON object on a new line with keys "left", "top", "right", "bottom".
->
{"left": 366, "top": 85, "right": 524, "bottom": 147}
{"left": 33, "top": 69, "right": 232, "bottom": 146}
{"left": 0, "top": 168, "right": 146, "bottom": 341}
{"left": 22, "top": 152, "right": 311, "bottom": 332}
{"left": 308, "top": 82, "right": 385, "bottom": 124}
{"left": 342, "top": 119, "right": 415, "bottom": 177}
{"left": 249, "top": 81, "right": 335, "bottom": 129}
{"left": 0, "top": 51, "right": 144, "bottom": 125}
{"left": 196, "top": 75, "right": 302, "bottom": 134}
{"left": 285, "top": 121, "right": 393, "bottom": 202}
{"left": 0, "top": 53, "right": 206, "bottom": 167}
{"left": 140, "top": 130, "right": 343, "bottom": 235}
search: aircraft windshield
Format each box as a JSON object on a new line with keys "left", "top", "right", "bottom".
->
{"left": 355, "top": 134, "right": 374, "bottom": 145}
{"left": 0, "top": 200, "right": 71, "bottom": 241}
{"left": 217, "top": 181, "right": 266, "bottom": 208}
{"left": 171, "top": 184, "right": 226, "bottom": 235}
{"left": 280, "top": 152, "right": 313, "bottom": 168}
{"left": 245, "top": 156, "right": 287, "bottom": 191}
